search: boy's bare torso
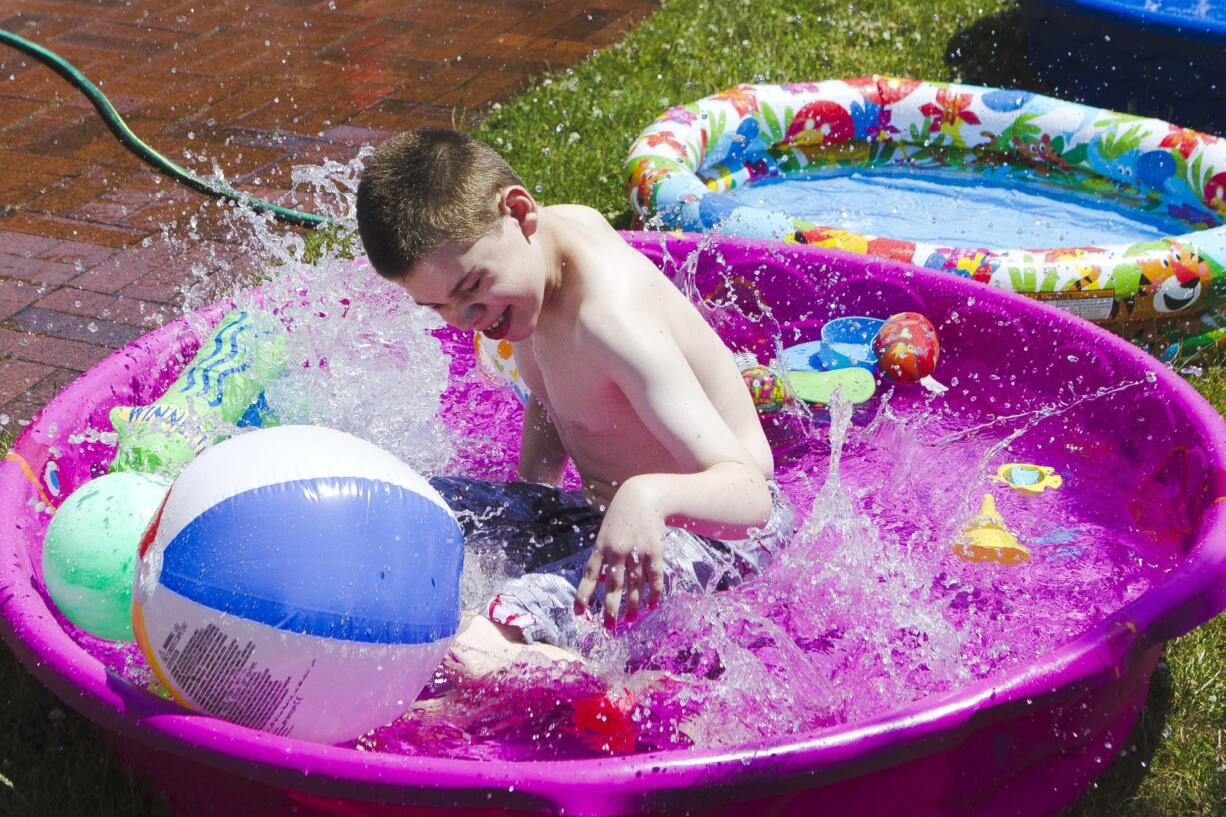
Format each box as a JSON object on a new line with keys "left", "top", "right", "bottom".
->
{"left": 512, "top": 205, "right": 773, "bottom": 507}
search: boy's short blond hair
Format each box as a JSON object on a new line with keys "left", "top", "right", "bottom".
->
{"left": 356, "top": 128, "right": 524, "bottom": 279}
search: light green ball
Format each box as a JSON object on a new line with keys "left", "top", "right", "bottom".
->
{"left": 42, "top": 471, "right": 169, "bottom": 642}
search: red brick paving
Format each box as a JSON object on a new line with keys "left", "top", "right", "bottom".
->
{"left": 0, "top": 0, "right": 657, "bottom": 428}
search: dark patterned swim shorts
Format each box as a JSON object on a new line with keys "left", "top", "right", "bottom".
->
{"left": 428, "top": 476, "right": 795, "bottom": 648}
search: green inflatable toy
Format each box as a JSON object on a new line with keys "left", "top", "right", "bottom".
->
{"left": 42, "top": 471, "right": 170, "bottom": 641}
{"left": 109, "top": 308, "right": 287, "bottom": 476}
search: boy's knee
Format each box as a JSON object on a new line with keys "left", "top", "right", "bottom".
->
{"left": 459, "top": 610, "right": 526, "bottom": 645}
{"left": 449, "top": 612, "right": 577, "bottom": 677}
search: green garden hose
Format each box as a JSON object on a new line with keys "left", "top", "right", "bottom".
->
{"left": 0, "top": 28, "right": 334, "bottom": 229}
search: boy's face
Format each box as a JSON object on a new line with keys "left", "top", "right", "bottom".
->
{"left": 401, "top": 190, "right": 548, "bottom": 343}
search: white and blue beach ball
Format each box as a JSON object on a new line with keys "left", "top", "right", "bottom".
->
{"left": 131, "top": 425, "right": 463, "bottom": 744}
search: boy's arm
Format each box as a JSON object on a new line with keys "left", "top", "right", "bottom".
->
{"left": 575, "top": 312, "right": 772, "bottom": 623}
{"left": 517, "top": 394, "right": 569, "bottom": 485}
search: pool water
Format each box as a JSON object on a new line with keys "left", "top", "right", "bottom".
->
{"left": 348, "top": 367, "right": 1174, "bottom": 760}
{"left": 723, "top": 166, "right": 1190, "bottom": 249}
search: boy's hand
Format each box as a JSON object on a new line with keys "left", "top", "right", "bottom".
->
{"left": 574, "top": 480, "right": 666, "bottom": 627}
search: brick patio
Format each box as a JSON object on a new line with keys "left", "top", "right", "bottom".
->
{"left": 0, "top": 0, "right": 656, "bottom": 426}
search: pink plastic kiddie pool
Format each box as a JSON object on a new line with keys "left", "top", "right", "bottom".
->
{"left": 2, "top": 233, "right": 1225, "bottom": 817}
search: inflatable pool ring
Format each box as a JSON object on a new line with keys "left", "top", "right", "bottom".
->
{"left": 872, "top": 312, "right": 940, "bottom": 382}
{"left": 41, "top": 471, "right": 169, "bottom": 641}
{"left": 954, "top": 494, "right": 1032, "bottom": 565}
{"left": 132, "top": 425, "right": 463, "bottom": 743}
{"left": 626, "top": 77, "right": 1226, "bottom": 355}
{"left": 109, "top": 308, "right": 287, "bottom": 476}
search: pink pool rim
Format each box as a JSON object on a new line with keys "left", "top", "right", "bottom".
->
{"left": 2, "top": 233, "right": 1225, "bottom": 817}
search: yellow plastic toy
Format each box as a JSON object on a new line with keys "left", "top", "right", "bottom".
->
{"left": 954, "top": 494, "right": 1032, "bottom": 565}
{"left": 993, "top": 463, "right": 1063, "bottom": 495}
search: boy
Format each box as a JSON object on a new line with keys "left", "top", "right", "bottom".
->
{"left": 356, "top": 127, "right": 794, "bottom": 676}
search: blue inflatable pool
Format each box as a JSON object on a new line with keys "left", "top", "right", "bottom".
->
{"left": 1022, "top": 0, "right": 1226, "bottom": 134}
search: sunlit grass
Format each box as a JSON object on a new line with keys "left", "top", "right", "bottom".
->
{"left": 474, "top": 0, "right": 1034, "bottom": 224}
{"left": 4, "top": 0, "right": 1225, "bottom": 814}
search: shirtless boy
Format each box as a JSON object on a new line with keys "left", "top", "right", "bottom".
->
{"left": 356, "top": 127, "right": 794, "bottom": 676}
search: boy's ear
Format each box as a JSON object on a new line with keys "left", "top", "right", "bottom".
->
{"left": 499, "top": 186, "right": 539, "bottom": 237}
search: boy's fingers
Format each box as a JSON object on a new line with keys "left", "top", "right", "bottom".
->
{"left": 644, "top": 552, "right": 665, "bottom": 608}
{"left": 625, "top": 567, "right": 641, "bottom": 621}
{"left": 574, "top": 551, "right": 605, "bottom": 614}
{"left": 603, "top": 561, "right": 626, "bottom": 628}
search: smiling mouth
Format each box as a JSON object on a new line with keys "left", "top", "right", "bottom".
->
{"left": 1161, "top": 288, "right": 1197, "bottom": 312}
{"left": 482, "top": 308, "right": 510, "bottom": 339}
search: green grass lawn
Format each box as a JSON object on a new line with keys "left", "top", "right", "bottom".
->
{"left": 2, "top": 0, "right": 1224, "bottom": 814}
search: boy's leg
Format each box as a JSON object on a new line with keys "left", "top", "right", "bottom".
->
{"left": 446, "top": 612, "right": 578, "bottom": 678}
{"left": 483, "top": 483, "right": 795, "bottom": 653}
{"left": 429, "top": 478, "right": 794, "bottom": 676}
{"left": 426, "top": 476, "right": 599, "bottom": 677}
{"left": 429, "top": 476, "right": 599, "bottom": 569}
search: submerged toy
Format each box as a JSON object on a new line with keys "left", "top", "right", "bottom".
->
{"left": 873, "top": 312, "right": 940, "bottom": 382}
{"left": 109, "top": 308, "right": 287, "bottom": 476}
{"left": 570, "top": 687, "right": 639, "bottom": 754}
{"left": 994, "top": 463, "right": 1063, "bottom": 494}
{"left": 954, "top": 493, "right": 1032, "bottom": 565}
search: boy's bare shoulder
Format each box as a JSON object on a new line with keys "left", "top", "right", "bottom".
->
{"left": 573, "top": 258, "right": 669, "bottom": 364}
{"left": 549, "top": 203, "right": 613, "bottom": 233}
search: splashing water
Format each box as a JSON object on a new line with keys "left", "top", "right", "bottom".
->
{"left": 61, "top": 153, "right": 1180, "bottom": 761}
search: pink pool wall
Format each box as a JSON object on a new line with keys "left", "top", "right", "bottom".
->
{"left": 2, "top": 234, "right": 1225, "bottom": 817}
